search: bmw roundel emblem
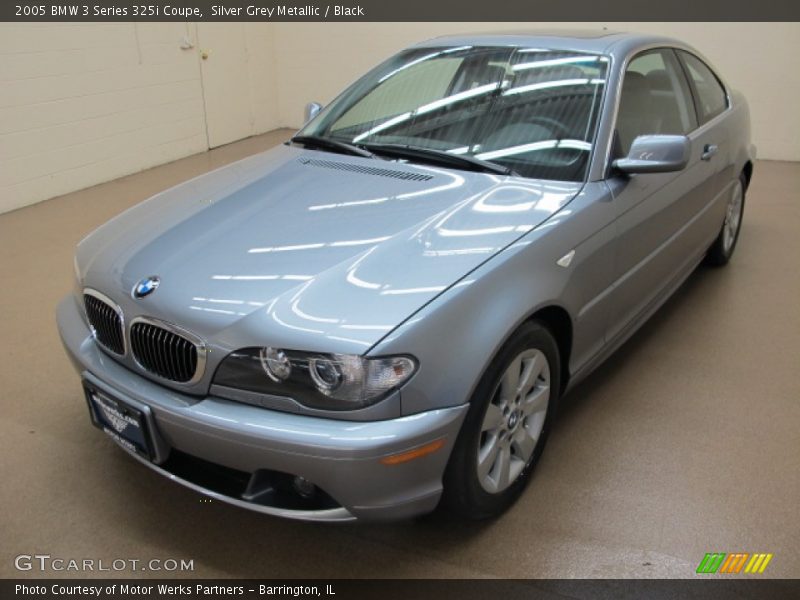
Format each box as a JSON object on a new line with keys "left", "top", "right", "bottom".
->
{"left": 133, "top": 276, "right": 160, "bottom": 299}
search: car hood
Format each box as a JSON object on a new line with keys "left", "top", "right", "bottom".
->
{"left": 79, "top": 144, "right": 581, "bottom": 354}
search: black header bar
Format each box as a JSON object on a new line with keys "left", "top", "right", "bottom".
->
{"left": 3, "top": 0, "right": 800, "bottom": 22}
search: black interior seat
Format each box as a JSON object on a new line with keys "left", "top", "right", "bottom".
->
{"left": 616, "top": 71, "right": 652, "bottom": 154}
{"left": 645, "top": 69, "right": 686, "bottom": 135}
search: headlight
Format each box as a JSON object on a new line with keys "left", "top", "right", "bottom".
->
{"left": 213, "top": 347, "right": 417, "bottom": 411}
{"left": 259, "top": 347, "right": 292, "bottom": 382}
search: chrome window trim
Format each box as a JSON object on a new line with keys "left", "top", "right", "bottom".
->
{"left": 598, "top": 43, "right": 733, "bottom": 180}
{"left": 129, "top": 316, "right": 208, "bottom": 386}
{"left": 83, "top": 288, "right": 127, "bottom": 357}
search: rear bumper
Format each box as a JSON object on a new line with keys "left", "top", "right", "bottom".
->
{"left": 57, "top": 294, "right": 467, "bottom": 522}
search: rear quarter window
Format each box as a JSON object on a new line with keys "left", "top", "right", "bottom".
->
{"left": 677, "top": 51, "right": 729, "bottom": 125}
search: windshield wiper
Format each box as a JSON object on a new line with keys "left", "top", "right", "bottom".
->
{"left": 362, "top": 143, "right": 515, "bottom": 176}
{"left": 290, "top": 135, "right": 376, "bottom": 159}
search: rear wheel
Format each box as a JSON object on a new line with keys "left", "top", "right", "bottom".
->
{"left": 442, "top": 321, "right": 560, "bottom": 519}
{"left": 705, "top": 173, "right": 746, "bottom": 266}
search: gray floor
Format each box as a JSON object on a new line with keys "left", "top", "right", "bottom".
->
{"left": 2, "top": 129, "right": 798, "bottom": 578}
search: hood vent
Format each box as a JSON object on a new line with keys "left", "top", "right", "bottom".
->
{"left": 298, "top": 157, "right": 433, "bottom": 182}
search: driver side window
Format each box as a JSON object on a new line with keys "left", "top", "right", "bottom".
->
{"left": 616, "top": 49, "right": 697, "bottom": 157}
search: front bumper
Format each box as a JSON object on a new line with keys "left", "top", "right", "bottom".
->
{"left": 57, "top": 294, "right": 467, "bottom": 522}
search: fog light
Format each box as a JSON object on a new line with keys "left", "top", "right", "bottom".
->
{"left": 292, "top": 476, "right": 316, "bottom": 498}
{"left": 259, "top": 347, "right": 291, "bottom": 382}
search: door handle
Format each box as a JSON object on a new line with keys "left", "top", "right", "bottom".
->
{"left": 701, "top": 144, "right": 718, "bottom": 161}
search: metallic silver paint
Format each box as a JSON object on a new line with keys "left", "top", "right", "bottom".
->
{"left": 613, "top": 135, "right": 691, "bottom": 174}
{"left": 57, "top": 32, "right": 755, "bottom": 520}
{"left": 59, "top": 294, "right": 467, "bottom": 521}
{"left": 73, "top": 144, "right": 581, "bottom": 395}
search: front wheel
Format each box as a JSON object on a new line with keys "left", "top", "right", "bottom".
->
{"left": 705, "top": 173, "right": 746, "bottom": 266}
{"left": 442, "top": 321, "right": 560, "bottom": 519}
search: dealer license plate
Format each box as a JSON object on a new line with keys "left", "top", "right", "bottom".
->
{"left": 84, "top": 382, "right": 154, "bottom": 460}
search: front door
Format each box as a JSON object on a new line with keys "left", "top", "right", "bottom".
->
{"left": 605, "top": 48, "right": 717, "bottom": 341}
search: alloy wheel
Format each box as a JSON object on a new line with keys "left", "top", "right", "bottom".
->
{"left": 477, "top": 348, "right": 550, "bottom": 494}
{"left": 722, "top": 179, "right": 744, "bottom": 254}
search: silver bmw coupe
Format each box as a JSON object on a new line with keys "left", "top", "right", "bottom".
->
{"left": 58, "top": 31, "right": 754, "bottom": 521}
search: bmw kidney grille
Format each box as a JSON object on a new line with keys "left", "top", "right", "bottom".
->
{"left": 129, "top": 320, "right": 201, "bottom": 384}
{"left": 83, "top": 291, "right": 125, "bottom": 356}
{"left": 82, "top": 290, "right": 204, "bottom": 384}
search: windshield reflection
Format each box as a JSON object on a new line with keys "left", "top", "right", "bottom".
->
{"left": 300, "top": 46, "right": 609, "bottom": 182}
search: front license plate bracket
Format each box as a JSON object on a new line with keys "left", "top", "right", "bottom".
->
{"left": 84, "top": 380, "right": 159, "bottom": 461}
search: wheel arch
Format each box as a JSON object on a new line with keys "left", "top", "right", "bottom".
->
{"left": 742, "top": 160, "right": 753, "bottom": 190}
{"left": 526, "top": 305, "right": 573, "bottom": 395}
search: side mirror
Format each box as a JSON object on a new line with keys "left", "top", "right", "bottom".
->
{"left": 613, "top": 135, "right": 690, "bottom": 174}
{"left": 304, "top": 102, "right": 323, "bottom": 124}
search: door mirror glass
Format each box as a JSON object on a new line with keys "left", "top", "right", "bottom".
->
{"left": 613, "top": 134, "right": 690, "bottom": 174}
{"left": 304, "top": 102, "right": 323, "bottom": 124}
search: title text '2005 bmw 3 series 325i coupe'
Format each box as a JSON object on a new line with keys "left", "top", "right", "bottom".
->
{"left": 58, "top": 31, "right": 754, "bottom": 522}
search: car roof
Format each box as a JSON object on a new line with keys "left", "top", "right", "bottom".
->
{"left": 409, "top": 30, "right": 686, "bottom": 57}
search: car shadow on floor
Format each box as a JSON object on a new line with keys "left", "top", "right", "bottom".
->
{"left": 553, "top": 263, "right": 714, "bottom": 428}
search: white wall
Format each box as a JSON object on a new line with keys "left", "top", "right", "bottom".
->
{"left": 0, "top": 22, "right": 279, "bottom": 214}
{"left": 242, "top": 23, "right": 280, "bottom": 137}
{"left": 1, "top": 23, "right": 205, "bottom": 213}
{"left": 196, "top": 22, "right": 280, "bottom": 147}
{"left": 1, "top": 22, "right": 798, "bottom": 214}
{"left": 273, "top": 22, "right": 800, "bottom": 161}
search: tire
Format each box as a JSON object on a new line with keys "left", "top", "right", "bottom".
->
{"left": 442, "top": 320, "right": 561, "bottom": 519}
{"left": 705, "top": 173, "right": 746, "bottom": 267}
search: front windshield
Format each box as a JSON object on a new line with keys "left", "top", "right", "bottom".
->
{"left": 299, "top": 46, "right": 609, "bottom": 182}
